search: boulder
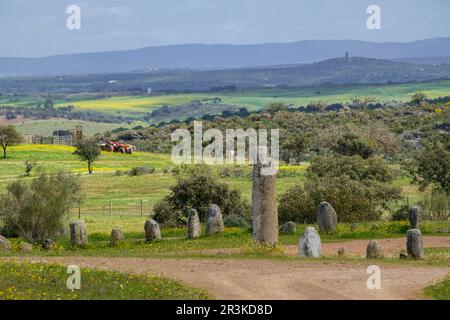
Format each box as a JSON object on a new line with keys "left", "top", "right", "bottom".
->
{"left": 42, "top": 239, "right": 53, "bottom": 251}
{"left": 205, "top": 204, "right": 224, "bottom": 236}
{"left": 399, "top": 250, "right": 408, "bottom": 260}
{"left": 69, "top": 221, "right": 88, "bottom": 247}
{"left": 299, "top": 226, "right": 321, "bottom": 257}
{"left": 144, "top": 219, "right": 161, "bottom": 241}
{"left": 408, "top": 206, "right": 422, "bottom": 229}
{"left": 110, "top": 229, "right": 125, "bottom": 246}
{"left": 316, "top": 201, "right": 337, "bottom": 233}
{"left": 187, "top": 209, "right": 201, "bottom": 239}
{"left": 0, "top": 235, "right": 11, "bottom": 251}
{"left": 366, "top": 240, "right": 384, "bottom": 259}
{"left": 407, "top": 229, "right": 424, "bottom": 260}
{"left": 19, "top": 243, "right": 33, "bottom": 252}
{"left": 280, "top": 221, "right": 296, "bottom": 235}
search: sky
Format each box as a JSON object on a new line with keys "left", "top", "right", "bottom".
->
{"left": 0, "top": 0, "right": 449, "bottom": 57}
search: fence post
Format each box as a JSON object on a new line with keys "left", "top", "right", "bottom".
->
{"left": 141, "top": 200, "right": 143, "bottom": 217}
{"left": 78, "top": 205, "right": 81, "bottom": 219}
{"left": 109, "top": 202, "right": 112, "bottom": 217}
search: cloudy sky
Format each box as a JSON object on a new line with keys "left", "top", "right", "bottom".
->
{"left": 1, "top": 0, "right": 449, "bottom": 57}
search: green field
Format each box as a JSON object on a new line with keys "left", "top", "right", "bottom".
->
{"left": 13, "top": 119, "right": 146, "bottom": 136}
{"left": 2, "top": 80, "right": 450, "bottom": 117}
{"left": 57, "top": 80, "right": 450, "bottom": 114}
{"left": 0, "top": 145, "right": 308, "bottom": 213}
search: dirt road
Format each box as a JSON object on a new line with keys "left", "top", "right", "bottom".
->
{"left": 4, "top": 236, "right": 449, "bottom": 300}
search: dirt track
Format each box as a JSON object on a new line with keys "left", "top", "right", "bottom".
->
{"left": 7, "top": 236, "right": 449, "bottom": 300}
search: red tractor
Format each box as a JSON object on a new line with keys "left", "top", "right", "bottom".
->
{"left": 100, "top": 141, "right": 135, "bottom": 154}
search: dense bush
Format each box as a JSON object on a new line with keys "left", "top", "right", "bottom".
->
{"left": 128, "top": 166, "right": 155, "bottom": 176}
{"left": 279, "top": 155, "right": 401, "bottom": 223}
{"left": 333, "top": 133, "right": 376, "bottom": 159}
{"left": 406, "top": 133, "right": 450, "bottom": 193}
{"left": 420, "top": 190, "right": 450, "bottom": 221}
{"left": 153, "top": 166, "right": 250, "bottom": 226}
{"left": 0, "top": 172, "right": 83, "bottom": 243}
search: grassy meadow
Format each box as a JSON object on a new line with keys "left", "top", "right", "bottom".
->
{"left": 2, "top": 80, "right": 450, "bottom": 118}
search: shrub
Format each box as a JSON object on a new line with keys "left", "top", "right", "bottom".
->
{"left": 392, "top": 204, "right": 409, "bottom": 221}
{"left": 0, "top": 172, "right": 83, "bottom": 243}
{"left": 420, "top": 190, "right": 450, "bottom": 221}
{"left": 128, "top": 166, "right": 155, "bottom": 176}
{"left": 405, "top": 134, "right": 450, "bottom": 193}
{"left": 279, "top": 155, "right": 401, "bottom": 223}
{"left": 278, "top": 185, "right": 315, "bottom": 223}
{"left": 307, "top": 155, "right": 393, "bottom": 183}
{"left": 223, "top": 214, "right": 250, "bottom": 229}
{"left": 152, "top": 199, "right": 179, "bottom": 227}
{"left": 153, "top": 166, "right": 250, "bottom": 225}
{"left": 333, "top": 133, "right": 376, "bottom": 159}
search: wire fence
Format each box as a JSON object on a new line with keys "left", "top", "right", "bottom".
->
{"left": 69, "top": 199, "right": 153, "bottom": 218}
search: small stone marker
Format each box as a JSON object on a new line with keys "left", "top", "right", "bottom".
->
{"left": 42, "top": 239, "right": 53, "bottom": 251}
{"left": 70, "top": 221, "right": 88, "bottom": 247}
{"left": 408, "top": 206, "right": 422, "bottom": 229}
{"left": 280, "top": 221, "right": 297, "bottom": 235}
{"left": 399, "top": 250, "right": 408, "bottom": 260}
{"left": 407, "top": 228, "right": 424, "bottom": 260}
{"left": 366, "top": 240, "right": 384, "bottom": 259}
{"left": 144, "top": 219, "right": 161, "bottom": 241}
{"left": 110, "top": 229, "right": 125, "bottom": 246}
{"left": 338, "top": 247, "right": 347, "bottom": 257}
{"left": 316, "top": 201, "right": 337, "bottom": 233}
{"left": 299, "top": 226, "right": 321, "bottom": 257}
{"left": 205, "top": 204, "right": 224, "bottom": 236}
{"left": 19, "top": 243, "right": 33, "bottom": 252}
{"left": 187, "top": 209, "right": 201, "bottom": 239}
{"left": 0, "top": 235, "right": 11, "bottom": 251}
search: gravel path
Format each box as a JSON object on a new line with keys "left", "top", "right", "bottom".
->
{"left": 6, "top": 236, "right": 449, "bottom": 300}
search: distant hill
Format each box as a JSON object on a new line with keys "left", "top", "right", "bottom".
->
{"left": 1, "top": 37, "right": 450, "bottom": 76}
{"left": 2, "top": 56, "right": 450, "bottom": 94}
{"left": 394, "top": 56, "right": 450, "bottom": 65}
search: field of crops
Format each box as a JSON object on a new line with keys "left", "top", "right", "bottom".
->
{"left": 3, "top": 80, "right": 450, "bottom": 118}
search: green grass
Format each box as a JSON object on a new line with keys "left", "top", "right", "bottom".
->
{"left": 0, "top": 144, "right": 304, "bottom": 212}
{"left": 15, "top": 119, "right": 146, "bottom": 136}
{"left": 424, "top": 275, "right": 450, "bottom": 300}
{"left": 2, "top": 221, "right": 449, "bottom": 263}
{"left": 3, "top": 80, "right": 450, "bottom": 118}
{"left": 0, "top": 260, "right": 211, "bottom": 300}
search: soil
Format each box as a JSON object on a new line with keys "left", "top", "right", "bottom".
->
{"left": 5, "top": 236, "right": 449, "bottom": 300}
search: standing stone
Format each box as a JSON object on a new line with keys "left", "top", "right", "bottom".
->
{"left": 316, "top": 201, "right": 337, "bottom": 233}
{"left": 408, "top": 206, "right": 422, "bottom": 229}
{"left": 366, "top": 240, "right": 384, "bottom": 259}
{"left": 407, "top": 229, "right": 424, "bottom": 260}
{"left": 205, "top": 204, "right": 224, "bottom": 236}
{"left": 110, "top": 229, "right": 125, "bottom": 247}
{"left": 0, "top": 235, "right": 11, "bottom": 251}
{"left": 19, "top": 243, "right": 33, "bottom": 253}
{"left": 187, "top": 209, "right": 201, "bottom": 239}
{"left": 252, "top": 154, "right": 278, "bottom": 246}
{"left": 42, "top": 239, "right": 53, "bottom": 251}
{"left": 299, "top": 226, "right": 321, "bottom": 257}
{"left": 280, "top": 221, "right": 296, "bottom": 235}
{"left": 69, "top": 221, "right": 88, "bottom": 247}
{"left": 144, "top": 219, "right": 161, "bottom": 241}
